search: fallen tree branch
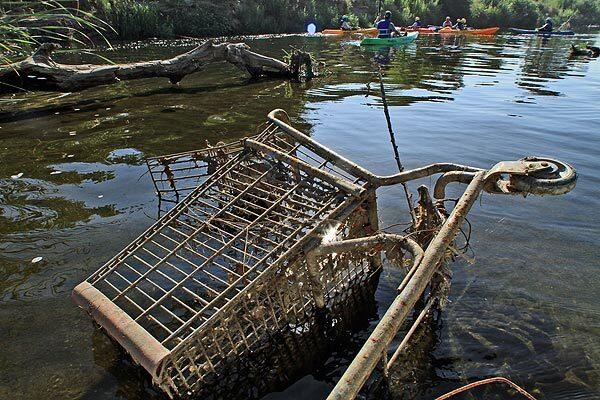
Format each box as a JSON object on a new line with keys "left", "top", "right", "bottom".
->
{"left": 0, "top": 41, "right": 313, "bottom": 93}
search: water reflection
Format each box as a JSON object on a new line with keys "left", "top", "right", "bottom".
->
{"left": 515, "top": 35, "right": 598, "bottom": 96}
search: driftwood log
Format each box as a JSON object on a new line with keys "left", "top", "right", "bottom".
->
{"left": 0, "top": 41, "right": 313, "bottom": 93}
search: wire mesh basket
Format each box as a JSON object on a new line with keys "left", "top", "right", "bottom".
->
{"left": 73, "top": 111, "right": 380, "bottom": 398}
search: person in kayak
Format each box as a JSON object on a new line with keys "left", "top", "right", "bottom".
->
{"left": 442, "top": 16, "right": 453, "bottom": 28}
{"left": 340, "top": 15, "right": 355, "bottom": 31}
{"left": 537, "top": 17, "right": 554, "bottom": 32}
{"left": 411, "top": 17, "right": 422, "bottom": 29}
{"left": 453, "top": 18, "right": 466, "bottom": 30}
{"left": 374, "top": 11, "right": 402, "bottom": 38}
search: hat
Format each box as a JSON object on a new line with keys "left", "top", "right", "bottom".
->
{"left": 546, "top": 17, "right": 552, "bottom": 22}
{"left": 415, "top": 17, "right": 420, "bottom": 21}
{"left": 385, "top": 10, "right": 392, "bottom": 18}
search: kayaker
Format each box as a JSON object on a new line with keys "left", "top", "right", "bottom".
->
{"left": 453, "top": 18, "right": 466, "bottom": 30}
{"left": 340, "top": 15, "right": 354, "bottom": 31}
{"left": 537, "top": 17, "right": 554, "bottom": 32}
{"left": 411, "top": 17, "right": 422, "bottom": 29}
{"left": 374, "top": 11, "right": 402, "bottom": 38}
{"left": 442, "top": 16, "right": 453, "bottom": 28}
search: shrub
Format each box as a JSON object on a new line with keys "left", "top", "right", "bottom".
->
{"left": 96, "top": 0, "right": 173, "bottom": 39}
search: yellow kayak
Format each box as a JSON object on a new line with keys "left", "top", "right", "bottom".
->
{"left": 322, "top": 28, "right": 378, "bottom": 36}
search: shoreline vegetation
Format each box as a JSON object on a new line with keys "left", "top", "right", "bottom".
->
{"left": 91, "top": 0, "right": 600, "bottom": 40}
{"left": 1, "top": 0, "right": 599, "bottom": 51}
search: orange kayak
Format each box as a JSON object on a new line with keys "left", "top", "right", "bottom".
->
{"left": 438, "top": 27, "right": 500, "bottom": 35}
{"left": 405, "top": 27, "right": 439, "bottom": 34}
{"left": 322, "top": 28, "right": 378, "bottom": 36}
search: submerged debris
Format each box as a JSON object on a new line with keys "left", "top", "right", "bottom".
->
{"left": 73, "top": 109, "right": 576, "bottom": 399}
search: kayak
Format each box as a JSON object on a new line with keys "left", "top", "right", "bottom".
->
{"left": 322, "top": 28, "right": 378, "bottom": 36}
{"left": 404, "top": 27, "right": 439, "bottom": 34}
{"left": 403, "top": 27, "right": 500, "bottom": 35}
{"left": 361, "top": 32, "right": 419, "bottom": 46}
{"left": 438, "top": 27, "right": 500, "bottom": 35}
{"left": 509, "top": 28, "right": 575, "bottom": 36}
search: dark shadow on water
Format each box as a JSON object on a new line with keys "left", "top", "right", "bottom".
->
{"left": 0, "top": 78, "right": 282, "bottom": 124}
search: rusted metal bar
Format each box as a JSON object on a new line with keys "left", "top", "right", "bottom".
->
{"left": 326, "top": 171, "right": 486, "bottom": 400}
{"left": 306, "top": 234, "right": 424, "bottom": 308}
{"left": 267, "top": 109, "right": 377, "bottom": 182}
{"left": 244, "top": 139, "right": 364, "bottom": 196}
{"left": 72, "top": 282, "right": 169, "bottom": 380}
{"left": 375, "top": 164, "right": 483, "bottom": 187}
{"left": 308, "top": 234, "right": 423, "bottom": 260}
{"left": 387, "top": 296, "right": 435, "bottom": 369}
{"left": 434, "top": 171, "right": 477, "bottom": 200}
{"left": 366, "top": 191, "right": 383, "bottom": 273}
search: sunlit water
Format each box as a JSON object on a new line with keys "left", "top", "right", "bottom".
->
{"left": 1, "top": 32, "right": 599, "bottom": 399}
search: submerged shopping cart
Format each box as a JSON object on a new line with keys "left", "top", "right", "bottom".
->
{"left": 73, "top": 109, "right": 576, "bottom": 399}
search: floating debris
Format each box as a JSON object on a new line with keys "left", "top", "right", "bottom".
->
{"left": 31, "top": 257, "right": 43, "bottom": 263}
{"left": 11, "top": 172, "right": 24, "bottom": 179}
{"left": 50, "top": 171, "right": 62, "bottom": 175}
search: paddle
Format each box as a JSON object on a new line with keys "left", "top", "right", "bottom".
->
{"left": 558, "top": 12, "right": 576, "bottom": 32}
{"left": 373, "top": 0, "right": 383, "bottom": 26}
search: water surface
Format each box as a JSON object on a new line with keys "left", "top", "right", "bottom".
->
{"left": 1, "top": 32, "right": 599, "bottom": 399}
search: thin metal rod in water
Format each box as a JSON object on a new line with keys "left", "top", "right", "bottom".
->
{"left": 378, "top": 68, "right": 417, "bottom": 225}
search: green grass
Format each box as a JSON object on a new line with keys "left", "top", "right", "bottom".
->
{"left": 0, "top": 0, "right": 113, "bottom": 65}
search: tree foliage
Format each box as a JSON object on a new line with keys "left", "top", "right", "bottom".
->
{"left": 3, "top": 0, "right": 599, "bottom": 44}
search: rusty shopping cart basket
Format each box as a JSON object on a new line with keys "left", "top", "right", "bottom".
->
{"left": 73, "top": 109, "right": 577, "bottom": 399}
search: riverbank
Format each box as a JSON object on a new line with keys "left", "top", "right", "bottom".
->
{"left": 88, "top": 0, "right": 600, "bottom": 41}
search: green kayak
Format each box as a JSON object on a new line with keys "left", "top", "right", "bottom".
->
{"left": 361, "top": 32, "right": 419, "bottom": 46}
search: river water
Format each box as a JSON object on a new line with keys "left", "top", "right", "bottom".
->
{"left": 1, "top": 32, "right": 599, "bottom": 399}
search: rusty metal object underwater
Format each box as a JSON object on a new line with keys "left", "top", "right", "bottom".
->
{"left": 73, "top": 109, "right": 577, "bottom": 399}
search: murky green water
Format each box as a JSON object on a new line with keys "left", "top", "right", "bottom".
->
{"left": 1, "top": 32, "right": 599, "bottom": 399}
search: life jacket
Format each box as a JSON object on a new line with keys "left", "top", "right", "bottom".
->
{"left": 377, "top": 19, "right": 392, "bottom": 38}
{"left": 542, "top": 21, "right": 553, "bottom": 31}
